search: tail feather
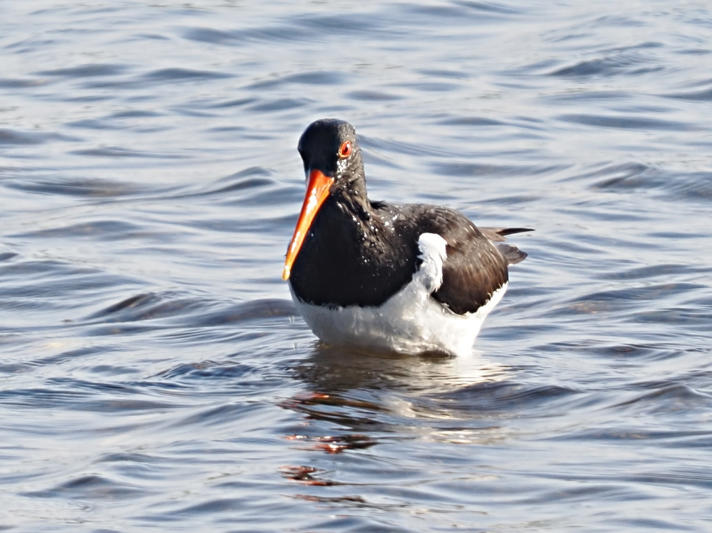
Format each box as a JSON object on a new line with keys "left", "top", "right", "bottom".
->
{"left": 496, "top": 243, "right": 528, "bottom": 265}
{"left": 480, "top": 226, "right": 534, "bottom": 242}
{"left": 479, "top": 226, "right": 533, "bottom": 265}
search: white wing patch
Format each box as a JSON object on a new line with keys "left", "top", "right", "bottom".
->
{"left": 413, "top": 232, "right": 447, "bottom": 294}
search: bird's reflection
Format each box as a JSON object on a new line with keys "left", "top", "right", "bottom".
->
{"left": 280, "top": 343, "right": 513, "bottom": 491}
{"left": 292, "top": 342, "right": 509, "bottom": 396}
{"left": 284, "top": 343, "right": 510, "bottom": 444}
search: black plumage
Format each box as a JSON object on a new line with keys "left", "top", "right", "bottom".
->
{"left": 286, "top": 118, "right": 530, "bottom": 315}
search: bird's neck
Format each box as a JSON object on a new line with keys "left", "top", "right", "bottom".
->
{"left": 334, "top": 188, "right": 371, "bottom": 222}
{"left": 330, "top": 164, "right": 371, "bottom": 221}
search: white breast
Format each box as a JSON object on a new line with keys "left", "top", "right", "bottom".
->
{"left": 291, "top": 233, "right": 507, "bottom": 356}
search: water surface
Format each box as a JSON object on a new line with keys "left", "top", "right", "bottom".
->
{"left": 1, "top": 1, "right": 711, "bottom": 531}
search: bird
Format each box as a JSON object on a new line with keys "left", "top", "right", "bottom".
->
{"left": 282, "top": 119, "right": 531, "bottom": 356}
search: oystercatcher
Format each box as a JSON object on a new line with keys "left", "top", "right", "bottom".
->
{"left": 282, "top": 119, "right": 531, "bottom": 356}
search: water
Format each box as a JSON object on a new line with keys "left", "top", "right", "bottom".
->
{"left": 2, "top": 1, "right": 711, "bottom": 531}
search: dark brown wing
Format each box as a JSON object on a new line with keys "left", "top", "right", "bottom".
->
{"left": 396, "top": 206, "right": 516, "bottom": 315}
{"left": 435, "top": 223, "right": 510, "bottom": 314}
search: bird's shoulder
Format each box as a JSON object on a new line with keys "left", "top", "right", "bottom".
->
{"left": 371, "top": 201, "right": 484, "bottom": 242}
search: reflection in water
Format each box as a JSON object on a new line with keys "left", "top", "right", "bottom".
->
{"left": 294, "top": 343, "right": 510, "bottom": 395}
{"left": 280, "top": 346, "right": 523, "bottom": 511}
{"left": 284, "top": 344, "right": 512, "bottom": 456}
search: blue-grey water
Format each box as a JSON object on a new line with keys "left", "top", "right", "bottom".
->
{"left": 2, "top": 1, "right": 711, "bottom": 531}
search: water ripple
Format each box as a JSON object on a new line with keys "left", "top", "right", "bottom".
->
{"left": 558, "top": 113, "right": 696, "bottom": 131}
{"left": 36, "top": 63, "right": 128, "bottom": 78}
{"left": 0, "top": 128, "right": 79, "bottom": 145}
{"left": 24, "top": 474, "right": 147, "bottom": 500}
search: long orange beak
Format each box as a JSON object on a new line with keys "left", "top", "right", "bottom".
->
{"left": 282, "top": 169, "right": 334, "bottom": 281}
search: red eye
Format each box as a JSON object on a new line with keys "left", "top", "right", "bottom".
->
{"left": 338, "top": 140, "right": 352, "bottom": 159}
